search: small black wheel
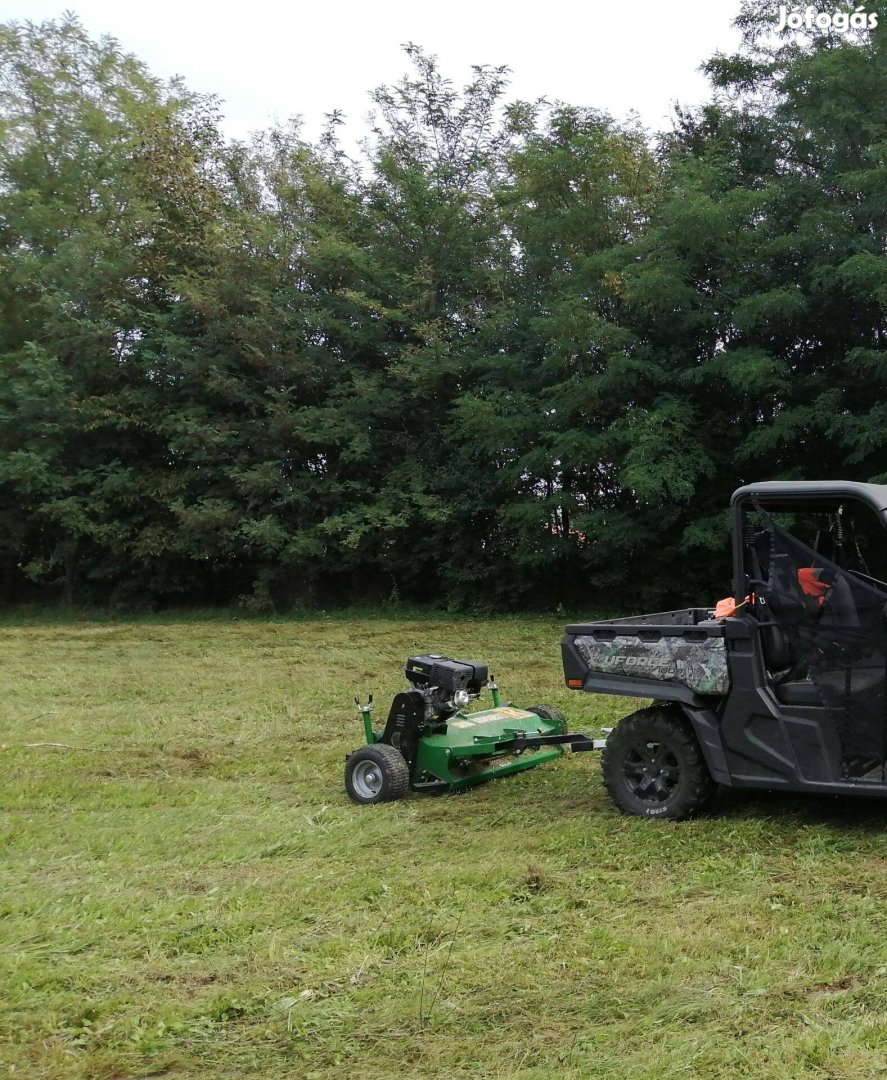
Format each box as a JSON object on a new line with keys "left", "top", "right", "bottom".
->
{"left": 526, "top": 704, "right": 567, "bottom": 733}
{"left": 601, "top": 707, "right": 717, "bottom": 820}
{"left": 345, "top": 744, "right": 410, "bottom": 805}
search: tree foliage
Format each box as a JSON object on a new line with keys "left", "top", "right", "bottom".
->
{"left": 1, "top": 9, "right": 885, "bottom": 609}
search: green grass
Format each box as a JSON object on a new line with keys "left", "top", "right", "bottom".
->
{"left": 3, "top": 612, "right": 887, "bottom": 1079}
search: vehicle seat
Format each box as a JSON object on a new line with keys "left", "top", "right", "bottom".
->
{"left": 773, "top": 680, "right": 821, "bottom": 706}
{"left": 762, "top": 554, "right": 860, "bottom": 684}
{"left": 760, "top": 622, "right": 795, "bottom": 672}
{"left": 757, "top": 553, "right": 807, "bottom": 676}
{"left": 774, "top": 662, "right": 885, "bottom": 706}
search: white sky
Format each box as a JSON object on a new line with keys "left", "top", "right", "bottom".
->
{"left": 3, "top": 0, "right": 745, "bottom": 143}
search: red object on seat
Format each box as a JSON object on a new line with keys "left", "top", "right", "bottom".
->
{"left": 797, "top": 567, "right": 830, "bottom": 605}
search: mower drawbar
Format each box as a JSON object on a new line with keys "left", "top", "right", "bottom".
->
{"left": 344, "top": 654, "right": 604, "bottom": 804}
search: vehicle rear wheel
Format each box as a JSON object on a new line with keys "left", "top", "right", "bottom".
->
{"left": 345, "top": 744, "right": 410, "bottom": 805}
{"left": 601, "top": 707, "right": 717, "bottom": 820}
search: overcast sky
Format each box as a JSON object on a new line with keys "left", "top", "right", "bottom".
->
{"left": 3, "top": 0, "right": 745, "bottom": 143}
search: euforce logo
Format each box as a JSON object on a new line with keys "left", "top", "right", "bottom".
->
{"left": 776, "top": 5, "right": 878, "bottom": 30}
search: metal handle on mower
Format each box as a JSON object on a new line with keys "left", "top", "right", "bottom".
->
{"left": 354, "top": 695, "right": 376, "bottom": 744}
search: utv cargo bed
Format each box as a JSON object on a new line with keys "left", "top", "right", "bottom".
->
{"left": 562, "top": 608, "right": 737, "bottom": 700}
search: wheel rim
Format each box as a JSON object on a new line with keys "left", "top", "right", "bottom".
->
{"left": 622, "top": 739, "right": 680, "bottom": 804}
{"left": 352, "top": 759, "right": 384, "bottom": 800}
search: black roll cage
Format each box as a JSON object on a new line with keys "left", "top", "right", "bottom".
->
{"left": 730, "top": 481, "right": 887, "bottom": 602}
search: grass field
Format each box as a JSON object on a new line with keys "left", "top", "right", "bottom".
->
{"left": 3, "top": 611, "right": 887, "bottom": 1079}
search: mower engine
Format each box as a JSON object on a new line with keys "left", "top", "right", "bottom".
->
{"left": 404, "top": 654, "right": 490, "bottom": 720}
{"left": 376, "top": 655, "right": 490, "bottom": 771}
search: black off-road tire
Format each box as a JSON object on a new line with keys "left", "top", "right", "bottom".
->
{"left": 601, "top": 707, "right": 717, "bottom": 820}
{"left": 345, "top": 744, "right": 410, "bottom": 805}
{"left": 526, "top": 704, "right": 567, "bottom": 733}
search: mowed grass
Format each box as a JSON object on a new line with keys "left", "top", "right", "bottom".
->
{"left": 3, "top": 612, "right": 887, "bottom": 1079}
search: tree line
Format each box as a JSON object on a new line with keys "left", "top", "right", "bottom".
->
{"left": 1, "top": 6, "right": 885, "bottom": 610}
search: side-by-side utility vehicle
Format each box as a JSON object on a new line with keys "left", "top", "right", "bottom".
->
{"left": 346, "top": 481, "right": 887, "bottom": 819}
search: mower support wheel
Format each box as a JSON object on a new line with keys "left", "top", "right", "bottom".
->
{"left": 526, "top": 704, "right": 567, "bottom": 733}
{"left": 601, "top": 707, "right": 717, "bottom": 820}
{"left": 345, "top": 744, "right": 410, "bottom": 805}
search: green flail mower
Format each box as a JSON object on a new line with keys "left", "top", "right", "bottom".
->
{"left": 344, "top": 654, "right": 603, "bottom": 804}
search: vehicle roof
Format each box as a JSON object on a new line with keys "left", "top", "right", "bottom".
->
{"left": 731, "top": 480, "right": 887, "bottom": 513}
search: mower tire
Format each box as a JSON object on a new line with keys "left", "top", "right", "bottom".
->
{"left": 345, "top": 744, "right": 410, "bottom": 805}
{"left": 526, "top": 704, "right": 567, "bottom": 732}
{"left": 601, "top": 707, "right": 717, "bottom": 820}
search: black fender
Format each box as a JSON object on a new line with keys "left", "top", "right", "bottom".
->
{"left": 671, "top": 701, "right": 732, "bottom": 786}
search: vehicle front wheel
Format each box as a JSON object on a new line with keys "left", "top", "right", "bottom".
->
{"left": 601, "top": 707, "right": 717, "bottom": 820}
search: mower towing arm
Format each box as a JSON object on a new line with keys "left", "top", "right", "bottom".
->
{"left": 493, "top": 732, "right": 607, "bottom": 754}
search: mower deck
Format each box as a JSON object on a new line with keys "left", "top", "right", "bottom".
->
{"left": 414, "top": 705, "right": 565, "bottom": 790}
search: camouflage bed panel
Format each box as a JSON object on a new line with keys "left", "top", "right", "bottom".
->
{"left": 574, "top": 635, "right": 730, "bottom": 695}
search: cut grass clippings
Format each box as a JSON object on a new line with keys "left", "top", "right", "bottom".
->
{"left": 2, "top": 611, "right": 887, "bottom": 1078}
